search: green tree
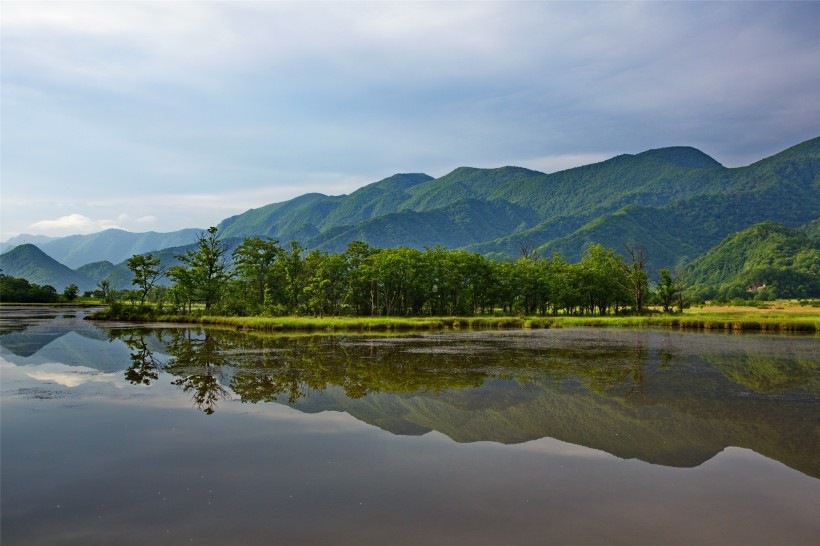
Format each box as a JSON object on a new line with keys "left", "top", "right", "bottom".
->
{"left": 127, "top": 253, "right": 163, "bottom": 304}
{"left": 656, "top": 269, "right": 676, "bottom": 313}
{"left": 96, "top": 279, "right": 116, "bottom": 304}
{"left": 232, "top": 237, "right": 284, "bottom": 313}
{"left": 283, "top": 241, "right": 306, "bottom": 314}
{"left": 172, "top": 227, "right": 231, "bottom": 311}
{"left": 63, "top": 284, "right": 79, "bottom": 301}
{"left": 619, "top": 243, "right": 649, "bottom": 313}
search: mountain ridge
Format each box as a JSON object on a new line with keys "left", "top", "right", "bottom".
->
{"left": 3, "top": 138, "right": 818, "bottom": 289}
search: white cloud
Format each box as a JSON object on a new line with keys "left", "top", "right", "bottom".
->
{"left": 28, "top": 214, "right": 120, "bottom": 235}
{"left": 26, "top": 369, "right": 121, "bottom": 388}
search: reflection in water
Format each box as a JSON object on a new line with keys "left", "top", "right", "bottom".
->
{"left": 99, "top": 324, "right": 820, "bottom": 477}
{"left": 2, "top": 308, "right": 819, "bottom": 544}
{"left": 1, "top": 307, "right": 817, "bottom": 476}
{"left": 115, "top": 329, "right": 232, "bottom": 414}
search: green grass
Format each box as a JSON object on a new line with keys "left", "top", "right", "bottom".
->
{"left": 89, "top": 304, "right": 820, "bottom": 334}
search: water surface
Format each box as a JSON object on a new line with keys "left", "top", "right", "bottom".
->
{"left": 1, "top": 307, "right": 818, "bottom": 545}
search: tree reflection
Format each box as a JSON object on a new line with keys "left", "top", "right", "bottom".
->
{"left": 117, "top": 331, "right": 163, "bottom": 385}
{"left": 111, "top": 328, "right": 232, "bottom": 414}
{"left": 109, "top": 327, "right": 664, "bottom": 413}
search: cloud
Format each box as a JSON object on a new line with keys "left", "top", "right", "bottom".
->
{"left": 2, "top": 2, "right": 818, "bottom": 237}
{"left": 26, "top": 369, "right": 122, "bottom": 389}
{"left": 28, "top": 214, "right": 120, "bottom": 235}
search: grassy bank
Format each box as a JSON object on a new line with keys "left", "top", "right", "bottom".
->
{"left": 89, "top": 303, "right": 820, "bottom": 334}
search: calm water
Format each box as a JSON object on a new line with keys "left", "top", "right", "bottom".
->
{"left": 1, "top": 307, "right": 818, "bottom": 545}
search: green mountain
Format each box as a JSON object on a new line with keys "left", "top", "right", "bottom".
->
{"left": 0, "top": 244, "right": 96, "bottom": 292}
{"left": 308, "top": 198, "right": 540, "bottom": 253}
{"left": 800, "top": 217, "right": 820, "bottom": 244}
{"left": 685, "top": 222, "right": 820, "bottom": 299}
{"left": 76, "top": 260, "right": 117, "bottom": 281}
{"left": 5, "top": 138, "right": 819, "bottom": 285}
{"left": 473, "top": 137, "right": 820, "bottom": 265}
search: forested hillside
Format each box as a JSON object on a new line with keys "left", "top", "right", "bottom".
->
{"left": 2, "top": 137, "right": 818, "bottom": 298}
{"left": 685, "top": 222, "right": 820, "bottom": 300}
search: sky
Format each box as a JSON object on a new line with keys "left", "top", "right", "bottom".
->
{"left": 1, "top": 1, "right": 818, "bottom": 241}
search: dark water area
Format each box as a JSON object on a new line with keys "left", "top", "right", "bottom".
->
{"left": 1, "top": 307, "right": 818, "bottom": 545}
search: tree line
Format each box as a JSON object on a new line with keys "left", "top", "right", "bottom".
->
{"left": 0, "top": 273, "right": 79, "bottom": 303}
{"left": 121, "top": 227, "right": 687, "bottom": 317}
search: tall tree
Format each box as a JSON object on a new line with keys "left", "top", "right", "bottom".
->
{"left": 232, "top": 236, "right": 284, "bottom": 312}
{"left": 127, "top": 253, "right": 163, "bottom": 304}
{"left": 173, "top": 227, "right": 231, "bottom": 311}
{"left": 619, "top": 243, "right": 649, "bottom": 313}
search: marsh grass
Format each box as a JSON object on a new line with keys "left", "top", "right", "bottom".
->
{"left": 89, "top": 302, "right": 819, "bottom": 334}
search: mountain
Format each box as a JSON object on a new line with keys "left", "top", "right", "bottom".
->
{"left": 800, "top": 217, "right": 820, "bottom": 244}
{"left": 0, "top": 234, "right": 59, "bottom": 254}
{"left": 27, "top": 228, "right": 203, "bottom": 269}
{"left": 685, "top": 222, "right": 820, "bottom": 299}
{"left": 5, "top": 137, "right": 819, "bottom": 279}
{"left": 0, "top": 244, "right": 96, "bottom": 292}
{"left": 472, "top": 137, "right": 820, "bottom": 266}
{"left": 76, "top": 260, "right": 117, "bottom": 281}
{"left": 307, "top": 198, "right": 540, "bottom": 253}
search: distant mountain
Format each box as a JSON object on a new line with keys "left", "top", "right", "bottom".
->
{"left": 76, "top": 260, "right": 117, "bottom": 281}
{"left": 685, "top": 222, "right": 820, "bottom": 299}
{"left": 23, "top": 228, "right": 204, "bottom": 269}
{"left": 0, "top": 234, "right": 59, "bottom": 253}
{"left": 0, "top": 244, "right": 96, "bottom": 292}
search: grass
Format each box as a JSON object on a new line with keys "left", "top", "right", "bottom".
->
{"left": 88, "top": 301, "right": 820, "bottom": 334}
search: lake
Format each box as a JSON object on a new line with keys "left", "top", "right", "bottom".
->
{"left": 1, "top": 306, "right": 818, "bottom": 545}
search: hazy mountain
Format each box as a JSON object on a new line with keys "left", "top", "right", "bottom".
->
{"left": 0, "top": 234, "right": 59, "bottom": 253}
{"left": 28, "top": 228, "right": 203, "bottom": 269}
{"left": 0, "top": 244, "right": 96, "bottom": 292}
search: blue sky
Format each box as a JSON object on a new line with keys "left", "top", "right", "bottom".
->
{"left": 2, "top": 1, "right": 818, "bottom": 241}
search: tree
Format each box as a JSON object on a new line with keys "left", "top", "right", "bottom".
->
{"left": 96, "top": 279, "right": 115, "bottom": 304}
{"left": 63, "top": 284, "right": 79, "bottom": 301}
{"left": 282, "top": 241, "right": 306, "bottom": 313}
{"left": 656, "top": 269, "right": 676, "bottom": 313}
{"left": 619, "top": 243, "right": 649, "bottom": 313}
{"left": 579, "top": 245, "right": 630, "bottom": 315}
{"left": 127, "top": 253, "right": 163, "bottom": 304}
{"left": 232, "top": 237, "right": 284, "bottom": 313}
{"left": 172, "top": 227, "right": 231, "bottom": 311}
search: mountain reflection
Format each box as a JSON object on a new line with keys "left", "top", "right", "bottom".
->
{"left": 3, "top": 308, "right": 816, "bottom": 478}
{"left": 100, "top": 326, "right": 820, "bottom": 478}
